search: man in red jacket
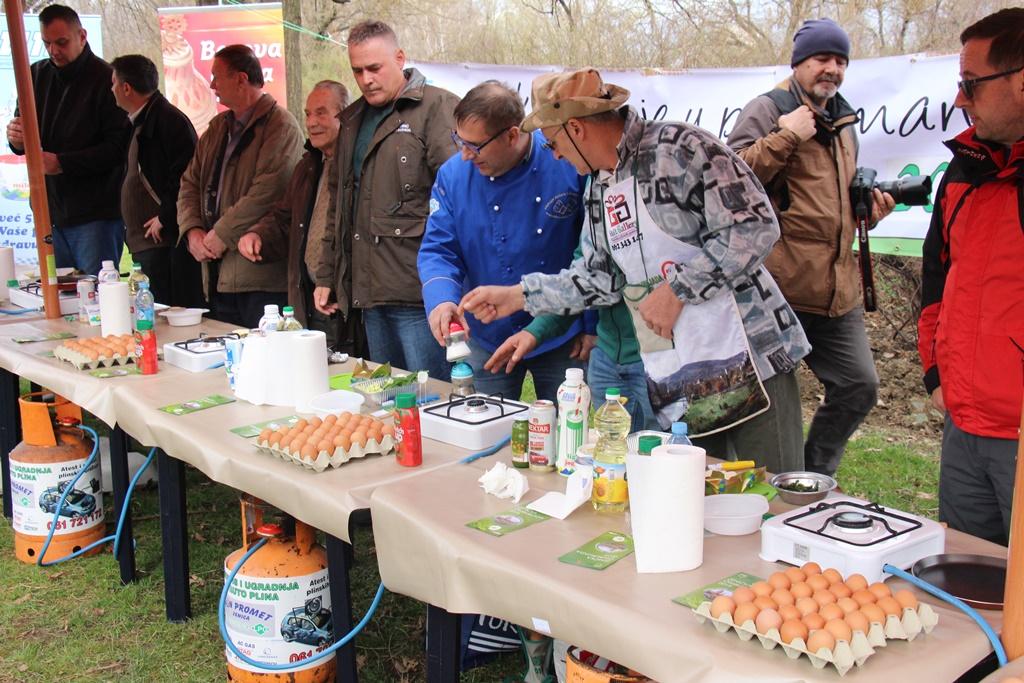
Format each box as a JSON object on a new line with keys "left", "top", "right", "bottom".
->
{"left": 918, "top": 8, "right": 1024, "bottom": 545}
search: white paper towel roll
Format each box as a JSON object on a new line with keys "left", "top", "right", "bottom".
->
{"left": 234, "top": 331, "right": 328, "bottom": 411}
{"left": 99, "top": 282, "right": 131, "bottom": 336}
{"left": 626, "top": 443, "right": 706, "bottom": 573}
{"left": 0, "top": 246, "right": 14, "bottom": 301}
{"left": 288, "top": 330, "right": 328, "bottom": 412}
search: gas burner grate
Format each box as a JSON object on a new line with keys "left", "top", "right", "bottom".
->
{"left": 173, "top": 332, "right": 239, "bottom": 354}
{"left": 423, "top": 393, "right": 529, "bottom": 426}
{"left": 784, "top": 499, "right": 922, "bottom": 547}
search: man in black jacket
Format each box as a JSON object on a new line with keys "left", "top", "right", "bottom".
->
{"left": 6, "top": 4, "right": 130, "bottom": 277}
{"left": 111, "top": 54, "right": 203, "bottom": 307}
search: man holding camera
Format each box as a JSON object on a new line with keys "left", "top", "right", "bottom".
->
{"left": 728, "top": 18, "right": 894, "bottom": 477}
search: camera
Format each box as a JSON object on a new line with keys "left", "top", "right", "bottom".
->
{"left": 850, "top": 167, "right": 932, "bottom": 209}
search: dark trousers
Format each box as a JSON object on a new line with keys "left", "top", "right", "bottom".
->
{"left": 132, "top": 241, "right": 204, "bottom": 309}
{"left": 308, "top": 305, "right": 367, "bottom": 358}
{"left": 211, "top": 290, "right": 287, "bottom": 330}
{"left": 939, "top": 418, "right": 1017, "bottom": 546}
{"left": 798, "top": 307, "right": 879, "bottom": 476}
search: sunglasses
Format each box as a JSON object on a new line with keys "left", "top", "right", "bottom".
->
{"left": 957, "top": 66, "right": 1024, "bottom": 100}
{"left": 541, "top": 125, "right": 568, "bottom": 152}
{"left": 450, "top": 126, "right": 511, "bottom": 155}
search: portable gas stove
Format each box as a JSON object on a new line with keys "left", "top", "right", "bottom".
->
{"left": 760, "top": 494, "right": 945, "bottom": 583}
{"left": 8, "top": 279, "right": 80, "bottom": 315}
{"left": 420, "top": 393, "right": 530, "bottom": 451}
{"left": 163, "top": 332, "right": 238, "bottom": 372}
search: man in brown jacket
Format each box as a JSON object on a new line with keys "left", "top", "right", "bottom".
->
{"left": 728, "top": 19, "right": 894, "bottom": 476}
{"left": 178, "top": 44, "right": 304, "bottom": 328}
{"left": 314, "top": 20, "right": 458, "bottom": 380}
{"left": 238, "top": 81, "right": 366, "bottom": 354}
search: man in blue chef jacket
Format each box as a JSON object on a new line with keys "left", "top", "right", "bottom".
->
{"left": 418, "top": 80, "right": 595, "bottom": 401}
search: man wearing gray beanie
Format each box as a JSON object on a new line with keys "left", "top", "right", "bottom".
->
{"left": 727, "top": 18, "right": 896, "bottom": 477}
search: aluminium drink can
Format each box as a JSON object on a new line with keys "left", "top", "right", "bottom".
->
{"left": 510, "top": 418, "right": 529, "bottom": 468}
{"left": 528, "top": 400, "right": 556, "bottom": 472}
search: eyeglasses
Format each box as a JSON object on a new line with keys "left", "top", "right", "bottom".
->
{"left": 957, "top": 66, "right": 1024, "bottom": 100}
{"left": 450, "top": 126, "right": 511, "bottom": 155}
{"left": 541, "top": 125, "right": 567, "bottom": 152}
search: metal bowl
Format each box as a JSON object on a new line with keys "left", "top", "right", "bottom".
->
{"left": 769, "top": 471, "right": 837, "bottom": 505}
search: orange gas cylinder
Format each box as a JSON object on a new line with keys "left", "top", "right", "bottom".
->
{"left": 9, "top": 392, "right": 104, "bottom": 564}
{"left": 223, "top": 496, "right": 336, "bottom": 682}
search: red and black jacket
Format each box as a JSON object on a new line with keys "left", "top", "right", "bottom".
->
{"left": 918, "top": 127, "right": 1024, "bottom": 439}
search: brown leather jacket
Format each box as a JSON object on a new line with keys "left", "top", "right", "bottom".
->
{"left": 319, "top": 69, "right": 459, "bottom": 313}
{"left": 177, "top": 93, "right": 304, "bottom": 295}
{"left": 728, "top": 78, "right": 860, "bottom": 317}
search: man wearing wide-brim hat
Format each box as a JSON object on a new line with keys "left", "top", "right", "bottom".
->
{"left": 462, "top": 68, "right": 811, "bottom": 474}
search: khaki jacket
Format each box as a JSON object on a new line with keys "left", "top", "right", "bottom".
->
{"left": 177, "top": 93, "right": 304, "bottom": 295}
{"left": 728, "top": 78, "right": 860, "bottom": 317}
{"left": 320, "top": 69, "right": 459, "bottom": 312}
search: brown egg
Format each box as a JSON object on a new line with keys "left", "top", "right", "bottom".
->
{"left": 84, "top": 348, "right": 100, "bottom": 360}
{"left": 795, "top": 597, "right": 819, "bottom": 617}
{"left": 806, "top": 574, "right": 830, "bottom": 591}
{"left": 779, "top": 605, "right": 801, "bottom": 622}
{"left": 323, "top": 414, "right": 338, "bottom": 425}
{"left": 824, "top": 618, "right": 853, "bottom": 643}
{"left": 300, "top": 443, "right": 317, "bottom": 461}
{"left": 802, "top": 612, "right": 826, "bottom": 631}
{"left": 733, "top": 602, "right": 759, "bottom": 627}
{"left": 801, "top": 561, "right": 822, "bottom": 576}
{"left": 381, "top": 424, "right": 396, "bottom": 438}
{"left": 332, "top": 434, "right": 352, "bottom": 451}
{"left": 771, "top": 588, "right": 795, "bottom": 607}
{"left": 806, "top": 629, "right": 836, "bottom": 654}
{"left": 291, "top": 434, "right": 307, "bottom": 449}
{"left": 812, "top": 590, "right": 837, "bottom": 607}
{"left": 293, "top": 418, "right": 308, "bottom": 430}
{"left": 368, "top": 424, "right": 384, "bottom": 443}
{"left": 859, "top": 603, "right": 886, "bottom": 624}
{"left": 822, "top": 568, "right": 844, "bottom": 585}
{"left": 784, "top": 567, "right": 807, "bottom": 584}
{"left": 277, "top": 425, "right": 291, "bottom": 436}
{"left": 790, "top": 582, "right": 813, "bottom": 599}
{"left": 755, "top": 608, "right": 783, "bottom": 634}
{"left": 751, "top": 581, "right": 773, "bottom": 597}
{"left": 768, "top": 572, "right": 792, "bottom": 590}
{"left": 830, "top": 582, "right": 852, "bottom": 599}
{"left": 868, "top": 582, "right": 892, "bottom": 600}
{"left": 279, "top": 434, "right": 294, "bottom": 450}
{"left": 845, "top": 573, "right": 869, "bottom": 592}
{"left": 845, "top": 610, "right": 870, "bottom": 634}
{"left": 779, "top": 619, "right": 809, "bottom": 645}
{"left": 351, "top": 431, "right": 369, "bottom": 448}
{"left": 710, "top": 595, "right": 736, "bottom": 619}
{"left": 836, "top": 597, "right": 860, "bottom": 615}
{"left": 851, "top": 589, "right": 877, "bottom": 607}
{"left": 336, "top": 411, "right": 351, "bottom": 422}
{"left": 308, "top": 416, "right": 323, "bottom": 428}
{"left": 257, "top": 427, "right": 272, "bottom": 442}
{"left": 326, "top": 423, "right": 343, "bottom": 438}
{"left": 877, "top": 596, "right": 902, "bottom": 617}
{"left": 267, "top": 432, "right": 282, "bottom": 446}
{"left": 894, "top": 589, "right": 919, "bottom": 611}
{"left": 732, "top": 586, "right": 756, "bottom": 604}
{"left": 315, "top": 439, "right": 332, "bottom": 454}
{"left": 753, "top": 595, "right": 778, "bottom": 611}
{"left": 819, "top": 603, "right": 844, "bottom": 622}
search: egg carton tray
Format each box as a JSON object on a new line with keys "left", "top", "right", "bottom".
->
{"left": 52, "top": 346, "right": 136, "bottom": 371}
{"left": 692, "top": 601, "right": 938, "bottom": 676}
{"left": 255, "top": 435, "right": 395, "bottom": 472}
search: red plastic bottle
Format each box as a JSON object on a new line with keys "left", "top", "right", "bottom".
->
{"left": 393, "top": 393, "right": 422, "bottom": 467}
{"left": 134, "top": 320, "right": 158, "bottom": 375}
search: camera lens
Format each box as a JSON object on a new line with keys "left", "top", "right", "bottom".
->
{"left": 876, "top": 175, "right": 932, "bottom": 206}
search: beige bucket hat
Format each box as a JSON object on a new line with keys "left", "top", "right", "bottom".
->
{"left": 521, "top": 68, "right": 630, "bottom": 132}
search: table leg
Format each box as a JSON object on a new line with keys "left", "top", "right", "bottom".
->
{"left": 426, "top": 605, "right": 461, "bottom": 683}
{"left": 157, "top": 449, "right": 190, "bottom": 622}
{"left": 326, "top": 533, "right": 358, "bottom": 683}
{"left": 0, "top": 367, "right": 21, "bottom": 520}
{"left": 107, "top": 425, "right": 136, "bottom": 584}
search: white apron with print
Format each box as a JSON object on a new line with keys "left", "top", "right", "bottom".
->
{"left": 602, "top": 175, "right": 769, "bottom": 436}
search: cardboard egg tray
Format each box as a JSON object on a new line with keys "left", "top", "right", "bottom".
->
{"left": 53, "top": 345, "right": 137, "bottom": 371}
{"left": 692, "top": 601, "right": 938, "bottom": 676}
{"left": 255, "top": 435, "right": 396, "bottom": 472}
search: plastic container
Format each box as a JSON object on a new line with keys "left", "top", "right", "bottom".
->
{"left": 134, "top": 320, "right": 159, "bottom": 374}
{"left": 450, "top": 361, "right": 475, "bottom": 397}
{"left": 394, "top": 393, "right": 422, "bottom": 467}
{"left": 277, "top": 305, "right": 303, "bottom": 331}
{"left": 134, "top": 280, "right": 155, "bottom": 329}
{"left": 444, "top": 321, "right": 471, "bottom": 362}
{"left": 668, "top": 421, "right": 692, "bottom": 446}
{"left": 159, "top": 307, "right": 209, "bottom": 326}
{"left": 307, "top": 389, "right": 365, "bottom": 417}
{"left": 556, "top": 367, "right": 590, "bottom": 476}
{"left": 592, "top": 388, "right": 630, "bottom": 513}
{"left": 127, "top": 262, "right": 149, "bottom": 322}
{"left": 97, "top": 260, "right": 120, "bottom": 284}
{"left": 702, "top": 493, "right": 769, "bottom": 535}
{"left": 257, "top": 304, "right": 281, "bottom": 334}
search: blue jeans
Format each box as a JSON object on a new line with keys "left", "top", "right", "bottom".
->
{"left": 363, "top": 305, "right": 449, "bottom": 381}
{"left": 587, "top": 346, "right": 657, "bottom": 432}
{"left": 52, "top": 219, "right": 125, "bottom": 277}
{"left": 466, "top": 337, "right": 583, "bottom": 403}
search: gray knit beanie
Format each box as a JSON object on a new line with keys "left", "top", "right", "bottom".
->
{"left": 791, "top": 18, "right": 851, "bottom": 67}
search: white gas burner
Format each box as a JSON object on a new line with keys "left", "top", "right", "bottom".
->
{"left": 9, "top": 280, "right": 79, "bottom": 315}
{"left": 760, "top": 495, "right": 945, "bottom": 583}
{"left": 163, "top": 332, "right": 238, "bottom": 372}
{"left": 420, "top": 393, "right": 530, "bottom": 451}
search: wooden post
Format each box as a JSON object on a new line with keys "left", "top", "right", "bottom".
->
{"left": 283, "top": 0, "right": 303, "bottom": 117}
{"left": 3, "top": 0, "right": 60, "bottom": 318}
{"left": 1003, "top": 399, "right": 1024, "bottom": 660}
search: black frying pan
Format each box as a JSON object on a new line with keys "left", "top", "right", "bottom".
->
{"left": 911, "top": 553, "right": 1007, "bottom": 610}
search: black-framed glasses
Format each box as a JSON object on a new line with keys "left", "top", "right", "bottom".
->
{"left": 958, "top": 66, "right": 1024, "bottom": 100}
{"left": 450, "top": 126, "right": 511, "bottom": 155}
{"left": 541, "top": 125, "right": 567, "bottom": 152}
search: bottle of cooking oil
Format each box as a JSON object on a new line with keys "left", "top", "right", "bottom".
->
{"left": 276, "top": 306, "right": 303, "bottom": 331}
{"left": 592, "top": 388, "right": 630, "bottom": 512}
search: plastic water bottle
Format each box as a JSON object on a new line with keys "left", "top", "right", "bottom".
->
{"left": 257, "top": 304, "right": 281, "bottom": 334}
{"left": 592, "top": 388, "right": 631, "bottom": 513}
{"left": 668, "top": 421, "right": 693, "bottom": 446}
{"left": 556, "top": 368, "right": 590, "bottom": 476}
{"left": 276, "top": 305, "right": 303, "bottom": 331}
{"left": 135, "top": 280, "right": 155, "bottom": 329}
{"left": 97, "top": 260, "right": 120, "bottom": 284}
{"left": 127, "top": 263, "right": 149, "bottom": 322}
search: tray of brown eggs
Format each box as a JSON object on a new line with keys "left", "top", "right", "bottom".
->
{"left": 693, "top": 562, "right": 938, "bottom": 675}
{"left": 255, "top": 412, "right": 396, "bottom": 472}
{"left": 53, "top": 334, "right": 137, "bottom": 370}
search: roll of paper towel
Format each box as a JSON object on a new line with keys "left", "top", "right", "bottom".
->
{"left": 234, "top": 330, "right": 328, "bottom": 412}
{"left": 0, "top": 246, "right": 14, "bottom": 301}
{"left": 626, "top": 443, "right": 706, "bottom": 573}
{"left": 99, "top": 282, "right": 131, "bottom": 336}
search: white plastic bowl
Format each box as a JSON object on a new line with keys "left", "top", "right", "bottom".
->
{"left": 159, "top": 307, "right": 208, "bottom": 326}
{"left": 703, "top": 493, "right": 769, "bottom": 536}
{"left": 307, "top": 389, "right": 365, "bottom": 417}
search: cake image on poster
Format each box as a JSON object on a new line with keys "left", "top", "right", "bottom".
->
{"left": 160, "top": 14, "right": 217, "bottom": 136}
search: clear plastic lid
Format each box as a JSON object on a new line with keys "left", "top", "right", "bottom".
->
{"left": 564, "top": 367, "right": 584, "bottom": 384}
{"left": 263, "top": 304, "right": 279, "bottom": 315}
